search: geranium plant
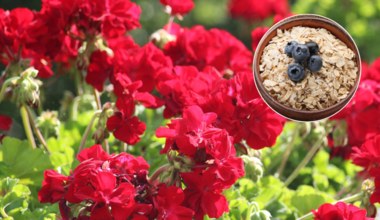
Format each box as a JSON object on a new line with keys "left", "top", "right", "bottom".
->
{"left": 0, "top": 0, "right": 379, "bottom": 219}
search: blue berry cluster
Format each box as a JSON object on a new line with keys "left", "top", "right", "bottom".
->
{"left": 284, "top": 41, "right": 323, "bottom": 82}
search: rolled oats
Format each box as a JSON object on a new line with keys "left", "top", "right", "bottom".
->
{"left": 259, "top": 26, "right": 358, "bottom": 111}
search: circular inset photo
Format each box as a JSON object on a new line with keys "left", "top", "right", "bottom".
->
{"left": 253, "top": 14, "right": 361, "bottom": 121}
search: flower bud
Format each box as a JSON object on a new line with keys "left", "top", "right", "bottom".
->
{"left": 235, "top": 143, "right": 248, "bottom": 156}
{"left": 360, "top": 179, "right": 377, "bottom": 217}
{"left": 9, "top": 67, "right": 41, "bottom": 107}
{"left": 59, "top": 91, "right": 75, "bottom": 120}
{"left": 172, "top": 155, "right": 193, "bottom": 172}
{"left": 77, "top": 94, "right": 98, "bottom": 112}
{"left": 36, "top": 111, "right": 61, "bottom": 138}
{"left": 242, "top": 155, "right": 263, "bottom": 182}
{"left": 95, "top": 37, "right": 114, "bottom": 57}
{"left": 150, "top": 29, "right": 176, "bottom": 49}
{"left": 93, "top": 128, "right": 109, "bottom": 144}
{"left": 251, "top": 210, "right": 272, "bottom": 220}
{"left": 93, "top": 103, "right": 113, "bottom": 143}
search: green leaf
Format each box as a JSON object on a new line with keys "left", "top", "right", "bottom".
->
{"left": 0, "top": 178, "right": 19, "bottom": 192}
{"left": 226, "top": 197, "right": 250, "bottom": 219}
{"left": 290, "top": 185, "right": 333, "bottom": 215}
{"left": 46, "top": 137, "right": 74, "bottom": 175}
{"left": 237, "top": 178, "right": 257, "bottom": 200}
{"left": 255, "top": 176, "right": 284, "bottom": 209}
{"left": 0, "top": 137, "right": 53, "bottom": 185}
{"left": 9, "top": 206, "right": 58, "bottom": 220}
{"left": 312, "top": 173, "right": 329, "bottom": 191}
{"left": 312, "top": 149, "right": 355, "bottom": 192}
{"left": 0, "top": 178, "right": 30, "bottom": 218}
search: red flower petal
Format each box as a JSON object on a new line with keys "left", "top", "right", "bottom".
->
{"left": 77, "top": 144, "right": 110, "bottom": 162}
{"left": 0, "top": 115, "right": 12, "bottom": 131}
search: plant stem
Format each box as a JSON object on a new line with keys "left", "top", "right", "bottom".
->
{"left": 74, "top": 70, "right": 83, "bottom": 96}
{"left": 276, "top": 123, "right": 299, "bottom": 178}
{"left": 166, "top": 15, "right": 175, "bottom": 33}
{"left": 338, "top": 192, "right": 363, "bottom": 203}
{"left": 25, "top": 106, "right": 50, "bottom": 154}
{"left": 77, "top": 111, "right": 101, "bottom": 153}
{"left": 297, "top": 212, "right": 314, "bottom": 220}
{"left": 148, "top": 164, "right": 171, "bottom": 184}
{"left": 284, "top": 135, "right": 325, "bottom": 187}
{"left": 0, "top": 207, "right": 9, "bottom": 218}
{"left": 20, "top": 104, "right": 36, "bottom": 149}
{"left": 93, "top": 88, "right": 101, "bottom": 110}
{"left": 103, "top": 139, "right": 110, "bottom": 154}
{"left": 0, "top": 64, "right": 10, "bottom": 84}
{"left": 71, "top": 97, "right": 80, "bottom": 120}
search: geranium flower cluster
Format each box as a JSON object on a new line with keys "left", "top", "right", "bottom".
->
{"left": 351, "top": 135, "right": 380, "bottom": 204}
{"left": 163, "top": 25, "right": 253, "bottom": 74}
{"left": 0, "top": 0, "right": 141, "bottom": 78}
{"left": 158, "top": 25, "right": 285, "bottom": 149}
{"left": 312, "top": 202, "right": 373, "bottom": 220}
{"left": 328, "top": 60, "right": 380, "bottom": 159}
{"left": 0, "top": 0, "right": 289, "bottom": 219}
{"left": 39, "top": 145, "right": 194, "bottom": 219}
{"left": 156, "top": 105, "right": 244, "bottom": 218}
{"left": 1, "top": 0, "right": 286, "bottom": 147}
{"left": 159, "top": 0, "right": 194, "bottom": 16}
{"left": 93, "top": 41, "right": 171, "bottom": 144}
{"left": 228, "top": 0, "right": 291, "bottom": 22}
{"left": 318, "top": 58, "right": 380, "bottom": 211}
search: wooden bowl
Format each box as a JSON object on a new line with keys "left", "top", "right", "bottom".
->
{"left": 253, "top": 14, "right": 361, "bottom": 121}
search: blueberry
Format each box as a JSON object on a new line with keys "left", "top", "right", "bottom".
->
{"left": 292, "top": 44, "right": 310, "bottom": 63}
{"left": 285, "top": 41, "right": 298, "bottom": 57}
{"left": 306, "top": 41, "right": 319, "bottom": 55}
{"left": 287, "top": 63, "right": 305, "bottom": 82}
{"left": 308, "top": 55, "right": 323, "bottom": 72}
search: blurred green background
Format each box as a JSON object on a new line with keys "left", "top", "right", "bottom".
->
{"left": 1, "top": 0, "right": 380, "bottom": 62}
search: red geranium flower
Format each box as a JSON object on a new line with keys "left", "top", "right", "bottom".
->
{"left": 182, "top": 170, "right": 229, "bottom": 219}
{"left": 115, "top": 43, "right": 173, "bottom": 93}
{"left": 328, "top": 59, "right": 380, "bottom": 159}
{"left": 74, "top": 171, "right": 137, "bottom": 219}
{"left": 0, "top": 115, "right": 12, "bottom": 131}
{"left": 164, "top": 25, "right": 252, "bottom": 74}
{"left": 107, "top": 113, "right": 146, "bottom": 145}
{"left": 312, "top": 202, "right": 372, "bottom": 220}
{"left": 239, "top": 99, "right": 285, "bottom": 149}
{"left": 38, "top": 170, "right": 68, "bottom": 203}
{"left": 39, "top": 144, "right": 154, "bottom": 219}
{"left": 109, "top": 152, "right": 150, "bottom": 178}
{"left": 160, "top": 0, "right": 195, "bottom": 16}
{"left": 156, "top": 106, "right": 244, "bottom": 218}
{"left": 156, "top": 105, "right": 218, "bottom": 156}
{"left": 369, "top": 58, "right": 380, "bottom": 82}
{"left": 0, "top": 8, "right": 35, "bottom": 59}
{"left": 351, "top": 134, "right": 380, "bottom": 172}
{"left": 154, "top": 184, "right": 194, "bottom": 219}
{"left": 369, "top": 168, "right": 380, "bottom": 204}
{"left": 85, "top": 50, "right": 113, "bottom": 91}
{"left": 77, "top": 144, "right": 111, "bottom": 162}
{"left": 156, "top": 66, "right": 222, "bottom": 118}
{"left": 228, "top": 0, "right": 290, "bottom": 22}
{"left": 0, "top": 8, "right": 57, "bottom": 78}
{"left": 251, "top": 26, "right": 269, "bottom": 51}
{"left": 92, "top": 0, "right": 142, "bottom": 38}
{"left": 0, "top": 114, "right": 12, "bottom": 142}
